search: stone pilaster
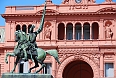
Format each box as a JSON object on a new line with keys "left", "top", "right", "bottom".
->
{"left": 100, "top": 53, "right": 104, "bottom": 77}
{"left": 11, "top": 21, "right": 15, "bottom": 40}
{"left": 81, "top": 25, "right": 83, "bottom": 39}
{"left": 99, "top": 19, "right": 104, "bottom": 40}
{"left": 114, "top": 53, "right": 116, "bottom": 77}
{"left": 73, "top": 22, "right": 75, "bottom": 40}
{"left": 90, "top": 23, "right": 92, "bottom": 39}
{"left": 64, "top": 23, "right": 67, "bottom": 40}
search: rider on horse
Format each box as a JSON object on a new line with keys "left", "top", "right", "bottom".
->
{"left": 26, "top": 2, "right": 46, "bottom": 59}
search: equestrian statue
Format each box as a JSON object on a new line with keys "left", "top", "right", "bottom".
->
{"left": 5, "top": 2, "right": 60, "bottom": 73}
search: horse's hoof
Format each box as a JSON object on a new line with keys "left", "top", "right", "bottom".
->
{"left": 58, "top": 61, "right": 61, "bottom": 64}
{"left": 10, "top": 71, "right": 13, "bottom": 73}
{"left": 5, "top": 60, "right": 8, "bottom": 64}
{"left": 34, "top": 72, "right": 38, "bottom": 74}
{"left": 28, "top": 71, "right": 31, "bottom": 73}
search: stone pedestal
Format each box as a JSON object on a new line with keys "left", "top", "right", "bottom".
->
{"left": 2, "top": 73, "right": 53, "bottom": 78}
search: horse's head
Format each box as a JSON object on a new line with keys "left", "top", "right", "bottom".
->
{"left": 15, "top": 30, "right": 27, "bottom": 42}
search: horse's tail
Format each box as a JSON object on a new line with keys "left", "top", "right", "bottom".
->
{"left": 46, "top": 49, "right": 61, "bottom": 64}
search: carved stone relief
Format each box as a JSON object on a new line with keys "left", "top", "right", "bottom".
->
{"left": 58, "top": 47, "right": 99, "bottom": 53}
{"left": 104, "top": 54, "right": 114, "bottom": 60}
{"left": 100, "top": 48, "right": 116, "bottom": 52}
{"left": 58, "top": 47, "right": 100, "bottom": 66}
{"left": 84, "top": 53, "right": 100, "bottom": 67}
{"left": 104, "top": 20, "right": 113, "bottom": 39}
{"left": 57, "top": 52, "right": 100, "bottom": 78}
{"left": 44, "top": 22, "right": 52, "bottom": 40}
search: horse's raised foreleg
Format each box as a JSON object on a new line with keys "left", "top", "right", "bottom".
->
{"left": 5, "top": 52, "right": 15, "bottom": 64}
{"left": 10, "top": 57, "right": 20, "bottom": 73}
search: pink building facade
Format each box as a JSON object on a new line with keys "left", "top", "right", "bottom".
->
{"left": 1, "top": 0, "right": 116, "bottom": 78}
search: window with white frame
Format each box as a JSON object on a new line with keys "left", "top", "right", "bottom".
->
{"left": 19, "top": 60, "right": 29, "bottom": 73}
{"left": 43, "top": 63, "right": 52, "bottom": 74}
{"left": 105, "top": 63, "right": 114, "bottom": 77}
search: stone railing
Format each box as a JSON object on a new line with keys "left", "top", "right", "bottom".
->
{"left": 5, "top": 39, "right": 116, "bottom": 48}
{"left": 55, "top": 39, "right": 116, "bottom": 47}
{"left": 16, "top": 6, "right": 34, "bottom": 10}
{"left": 5, "top": 6, "right": 38, "bottom": 13}
{"left": 26, "top": 39, "right": 116, "bottom": 47}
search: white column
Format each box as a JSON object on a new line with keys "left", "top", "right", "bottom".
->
{"left": 81, "top": 25, "right": 84, "bottom": 40}
{"left": 23, "top": 61, "right": 29, "bottom": 73}
{"left": 73, "top": 23, "right": 75, "bottom": 40}
{"left": 114, "top": 53, "right": 116, "bottom": 77}
{"left": 20, "top": 61, "right": 29, "bottom": 73}
{"left": 64, "top": 23, "right": 67, "bottom": 40}
{"left": 90, "top": 24, "right": 92, "bottom": 40}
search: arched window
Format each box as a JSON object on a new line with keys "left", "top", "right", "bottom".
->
{"left": 22, "top": 25, "right": 27, "bottom": 33}
{"left": 75, "top": 23, "right": 81, "bottom": 40}
{"left": 58, "top": 23, "right": 65, "bottom": 40}
{"left": 92, "top": 22, "right": 99, "bottom": 39}
{"left": 16, "top": 25, "right": 21, "bottom": 31}
{"left": 83, "top": 23, "right": 90, "bottom": 40}
{"left": 28, "top": 24, "right": 32, "bottom": 33}
{"left": 66, "top": 23, "right": 73, "bottom": 40}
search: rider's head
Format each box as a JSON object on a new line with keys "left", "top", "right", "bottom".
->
{"left": 29, "top": 25, "right": 35, "bottom": 33}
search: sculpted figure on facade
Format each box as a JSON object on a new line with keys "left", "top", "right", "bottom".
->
{"left": 44, "top": 25, "right": 51, "bottom": 40}
{"left": 105, "top": 23, "right": 113, "bottom": 39}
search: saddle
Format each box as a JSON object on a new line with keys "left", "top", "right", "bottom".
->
{"left": 27, "top": 48, "right": 37, "bottom": 56}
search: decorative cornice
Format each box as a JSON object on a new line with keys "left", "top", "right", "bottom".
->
{"left": 97, "top": 7, "right": 116, "bottom": 13}
{"left": 2, "top": 11, "right": 116, "bottom": 18}
{"left": 104, "top": 54, "right": 114, "bottom": 60}
{"left": 35, "top": 9, "right": 59, "bottom": 15}
{"left": 59, "top": 12, "right": 116, "bottom": 16}
{"left": 58, "top": 47, "right": 100, "bottom": 54}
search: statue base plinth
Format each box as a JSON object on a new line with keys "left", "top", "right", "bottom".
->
{"left": 2, "top": 73, "right": 53, "bottom": 78}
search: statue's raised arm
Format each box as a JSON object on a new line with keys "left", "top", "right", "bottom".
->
{"left": 36, "top": 2, "right": 46, "bottom": 34}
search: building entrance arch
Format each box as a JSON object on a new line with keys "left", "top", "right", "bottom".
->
{"left": 63, "top": 60, "right": 93, "bottom": 78}
{"left": 57, "top": 55, "right": 99, "bottom": 78}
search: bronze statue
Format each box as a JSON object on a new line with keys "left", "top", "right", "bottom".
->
{"left": 5, "top": 2, "right": 60, "bottom": 73}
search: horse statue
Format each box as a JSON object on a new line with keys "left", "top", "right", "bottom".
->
{"left": 5, "top": 2, "right": 60, "bottom": 73}
{"left": 5, "top": 30, "right": 60, "bottom": 73}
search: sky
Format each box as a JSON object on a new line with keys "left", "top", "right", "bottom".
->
{"left": 0, "top": 0, "right": 116, "bottom": 26}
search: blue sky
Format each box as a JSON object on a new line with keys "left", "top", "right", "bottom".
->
{"left": 0, "top": 0, "right": 116, "bottom": 26}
